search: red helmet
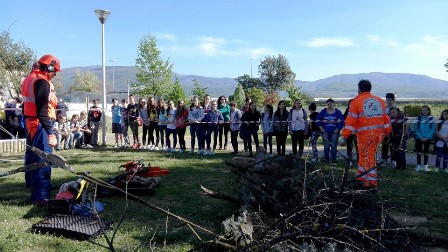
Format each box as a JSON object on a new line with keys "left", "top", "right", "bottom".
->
{"left": 38, "top": 54, "right": 61, "bottom": 72}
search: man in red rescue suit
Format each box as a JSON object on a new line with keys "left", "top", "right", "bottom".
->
{"left": 22, "top": 54, "right": 60, "bottom": 205}
{"left": 341, "top": 79, "right": 391, "bottom": 188}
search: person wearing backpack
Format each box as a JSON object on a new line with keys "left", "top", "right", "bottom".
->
{"left": 414, "top": 105, "right": 435, "bottom": 172}
{"left": 289, "top": 99, "right": 308, "bottom": 158}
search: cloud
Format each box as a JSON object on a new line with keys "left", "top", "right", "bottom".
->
{"left": 304, "top": 37, "right": 355, "bottom": 48}
{"left": 199, "top": 36, "right": 226, "bottom": 44}
{"left": 402, "top": 35, "right": 448, "bottom": 56}
{"left": 198, "top": 36, "right": 228, "bottom": 56}
{"left": 159, "top": 35, "right": 273, "bottom": 59}
{"left": 155, "top": 33, "right": 177, "bottom": 41}
{"left": 243, "top": 48, "right": 272, "bottom": 58}
{"left": 366, "top": 34, "right": 400, "bottom": 47}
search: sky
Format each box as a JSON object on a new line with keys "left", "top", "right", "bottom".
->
{"left": 1, "top": 0, "right": 448, "bottom": 81}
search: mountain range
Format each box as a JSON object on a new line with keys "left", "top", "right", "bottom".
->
{"left": 59, "top": 66, "right": 448, "bottom": 99}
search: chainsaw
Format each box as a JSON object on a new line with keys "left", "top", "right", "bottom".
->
{"left": 119, "top": 159, "right": 170, "bottom": 177}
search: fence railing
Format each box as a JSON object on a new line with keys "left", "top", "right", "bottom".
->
{"left": 0, "top": 139, "right": 26, "bottom": 153}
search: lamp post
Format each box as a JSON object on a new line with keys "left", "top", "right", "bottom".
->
{"left": 251, "top": 58, "right": 253, "bottom": 78}
{"left": 94, "top": 9, "right": 111, "bottom": 146}
{"left": 109, "top": 59, "right": 116, "bottom": 91}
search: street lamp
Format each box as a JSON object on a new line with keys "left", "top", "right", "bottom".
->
{"left": 251, "top": 58, "right": 253, "bottom": 78}
{"left": 109, "top": 59, "right": 117, "bottom": 91}
{"left": 94, "top": 9, "right": 111, "bottom": 146}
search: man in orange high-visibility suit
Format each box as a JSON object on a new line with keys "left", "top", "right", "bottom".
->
{"left": 22, "top": 54, "right": 60, "bottom": 206}
{"left": 342, "top": 79, "right": 391, "bottom": 188}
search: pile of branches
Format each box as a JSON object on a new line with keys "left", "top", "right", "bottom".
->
{"left": 214, "top": 147, "right": 414, "bottom": 251}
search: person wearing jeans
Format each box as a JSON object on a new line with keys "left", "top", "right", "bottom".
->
{"left": 188, "top": 96, "right": 205, "bottom": 153}
{"left": 316, "top": 98, "right": 344, "bottom": 165}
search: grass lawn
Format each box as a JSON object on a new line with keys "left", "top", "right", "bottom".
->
{"left": 1, "top": 137, "right": 448, "bottom": 251}
{"left": 0, "top": 149, "right": 239, "bottom": 251}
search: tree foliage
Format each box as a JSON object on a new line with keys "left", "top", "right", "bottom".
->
{"left": 286, "top": 85, "right": 309, "bottom": 103}
{"left": 235, "top": 74, "right": 263, "bottom": 90}
{"left": 70, "top": 69, "right": 100, "bottom": 94}
{"left": 191, "top": 78, "right": 208, "bottom": 98}
{"left": 0, "top": 30, "right": 35, "bottom": 97}
{"left": 258, "top": 54, "right": 296, "bottom": 92}
{"left": 230, "top": 83, "right": 246, "bottom": 108}
{"left": 52, "top": 75, "right": 66, "bottom": 98}
{"left": 245, "top": 87, "right": 265, "bottom": 109}
{"left": 264, "top": 90, "right": 279, "bottom": 106}
{"left": 168, "top": 76, "right": 187, "bottom": 103}
{"left": 134, "top": 33, "right": 173, "bottom": 98}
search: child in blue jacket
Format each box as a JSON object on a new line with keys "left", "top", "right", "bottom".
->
{"left": 316, "top": 98, "right": 344, "bottom": 165}
{"left": 414, "top": 105, "right": 436, "bottom": 172}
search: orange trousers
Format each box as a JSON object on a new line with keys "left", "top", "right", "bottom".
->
{"left": 356, "top": 132, "right": 384, "bottom": 187}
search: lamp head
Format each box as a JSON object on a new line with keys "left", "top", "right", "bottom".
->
{"left": 94, "top": 9, "right": 111, "bottom": 24}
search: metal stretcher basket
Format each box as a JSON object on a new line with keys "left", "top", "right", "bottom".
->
{"left": 31, "top": 215, "right": 112, "bottom": 241}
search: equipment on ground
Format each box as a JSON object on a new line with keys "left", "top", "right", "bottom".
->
{"left": 99, "top": 159, "right": 170, "bottom": 196}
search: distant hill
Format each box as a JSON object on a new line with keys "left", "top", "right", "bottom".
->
{"left": 59, "top": 66, "right": 448, "bottom": 100}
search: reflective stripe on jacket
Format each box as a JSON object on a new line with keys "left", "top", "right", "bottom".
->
{"left": 342, "top": 92, "right": 391, "bottom": 138}
{"left": 21, "top": 70, "right": 57, "bottom": 120}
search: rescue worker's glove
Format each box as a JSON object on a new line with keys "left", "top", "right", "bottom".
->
{"left": 48, "top": 134, "right": 57, "bottom": 147}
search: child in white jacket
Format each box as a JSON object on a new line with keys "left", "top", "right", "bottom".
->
{"left": 229, "top": 101, "right": 242, "bottom": 155}
{"left": 261, "top": 104, "right": 274, "bottom": 156}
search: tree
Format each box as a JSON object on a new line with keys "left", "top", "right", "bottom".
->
{"left": 70, "top": 69, "right": 101, "bottom": 94}
{"left": 230, "top": 83, "right": 246, "bottom": 108}
{"left": 258, "top": 54, "right": 296, "bottom": 92}
{"left": 235, "top": 74, "right": 263, "bottom": 90}
{"left": 245, "top": 87, "right": 265, "bottom": 109}
{"left": 445, "top": 59, "right": 448, "bottom": 72}
{"left": 0, "top": 30, "right": 35, "bottom": 97}
{"left": 191, "top": 78, "right": 208, "bottom": 98}
{"left": 264, "top": 90, "right": 279, "bottom": 106}
{"left": 286, "top": 85, "right": 308, "bottom": 103}
{"left": 168, "top": 76, "right": 187, "bottom": 103}
{"left": 134, "top": 33, "right": 173, "bottom": 98}
{"left": 52, "top": 75, "right": 66, "bottom": 98}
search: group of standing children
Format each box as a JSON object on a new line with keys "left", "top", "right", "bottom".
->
{"left": 107, "top": 93, "right": 448, "bottom": 172}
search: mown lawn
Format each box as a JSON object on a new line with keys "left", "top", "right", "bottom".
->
{"left": 0, "top": 149, "right": 239, "bottom": 251}
{"left": 1, "top": 144, "right": 448, "bottom": 251}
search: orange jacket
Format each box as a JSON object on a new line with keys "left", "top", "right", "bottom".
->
{"left": 21, "top": 70, "right": 57, "bottom": 120}
{"left": 342, "top": 92, "right": 391, "bottom": 138}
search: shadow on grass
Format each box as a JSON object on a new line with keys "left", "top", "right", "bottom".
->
{"left": 0, "top": 148, "right": 240, "bottom": 250}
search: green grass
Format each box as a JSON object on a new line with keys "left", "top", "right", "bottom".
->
{"left": 378, "top": 167, "right": 448, "bottom": 237}
{"left": 325, "top": 158, "right": 448, "bottom": 239}
{"left": 1, "top": 139, "right": 448, "bottom": 251}
{"left": 0, "top": 149, "right": 238, "bottom": 251}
